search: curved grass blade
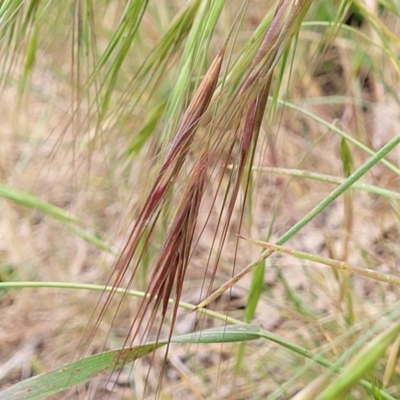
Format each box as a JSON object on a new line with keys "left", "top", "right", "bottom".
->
{"left": 0, "top": 281, "right": 248, "bottom": 325}
{"left": 0, "top": 184, "right": 79, "bottom": 224}
{"left": 0, "top": 184, "right": 110, "bottom": 252}
{"left": 0, "top": 325, "right": 260, "bottom": 400}
{"left": 0, "top": 282, "right": 396, "bottom": 400}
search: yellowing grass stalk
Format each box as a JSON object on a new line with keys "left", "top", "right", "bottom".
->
{"left": 242, "top": 238, "right": 400, "bottom": 287}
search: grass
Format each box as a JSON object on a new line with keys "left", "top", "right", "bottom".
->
{"left": 1, "top": 0, "right": 400, "bottom": 399}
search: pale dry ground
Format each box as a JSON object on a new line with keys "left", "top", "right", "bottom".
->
{"left": 1, "top": 2, "right": 400, "bottom": 400}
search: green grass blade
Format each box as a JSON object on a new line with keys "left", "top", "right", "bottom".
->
{"left": 258, "top": 323, "right": 397, "bottom": 400}
{"left": 0, "top": 281, "right": 246, "bottom": 325}
{"left": 0, "top": 184, "right": 110, "bottom": 252}
{"left": 0, "top": 343, "right": 166, "bottom": 400}
{"left": 98, "top": 1, "right": 149, "bottom": 119}
{"left": 0, "top": 183, "right": 78, "bottom": 224}
{"left": 161, "top": 0, "right": 225, "bottom": 145}
{"left": 198, "top": 134, "right": 400, "bottom": 308}
{"left": 279, "top": 99, "right": 400, "bottom": 175}
{"left": 171, "top": 324, "right": 261, "bottom": 344}
{"left": 275, "top": 134, "right": 400, "bottom": 245}
{"left": 0, "top": 281, "right": 396, "bottom": 399}
{"left": 19, "top": 23, "right": 38, "bottom": 96}
{"left": 0, "top": 325, "right": 260, "bottom": 400}
{"left": 340, "top": 137, "right": 354, "bottom": 178}
{"left": 123, "top": 101, "right": 165, "bottom": 159}
{"left": 317, "top": 321, "right": 400, "bottom": 400}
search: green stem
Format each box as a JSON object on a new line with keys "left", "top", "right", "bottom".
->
{"left": 197, "top": 134, "right": 400, "bottom": 308}
{"left": 0, "top": 281, "right": 243, "bottom": 326}
{"left": 278, "top": 99, "right": 400, "bottom": 175}
{"left": 276, "top": 134, "right": 400, "bottom": 245}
